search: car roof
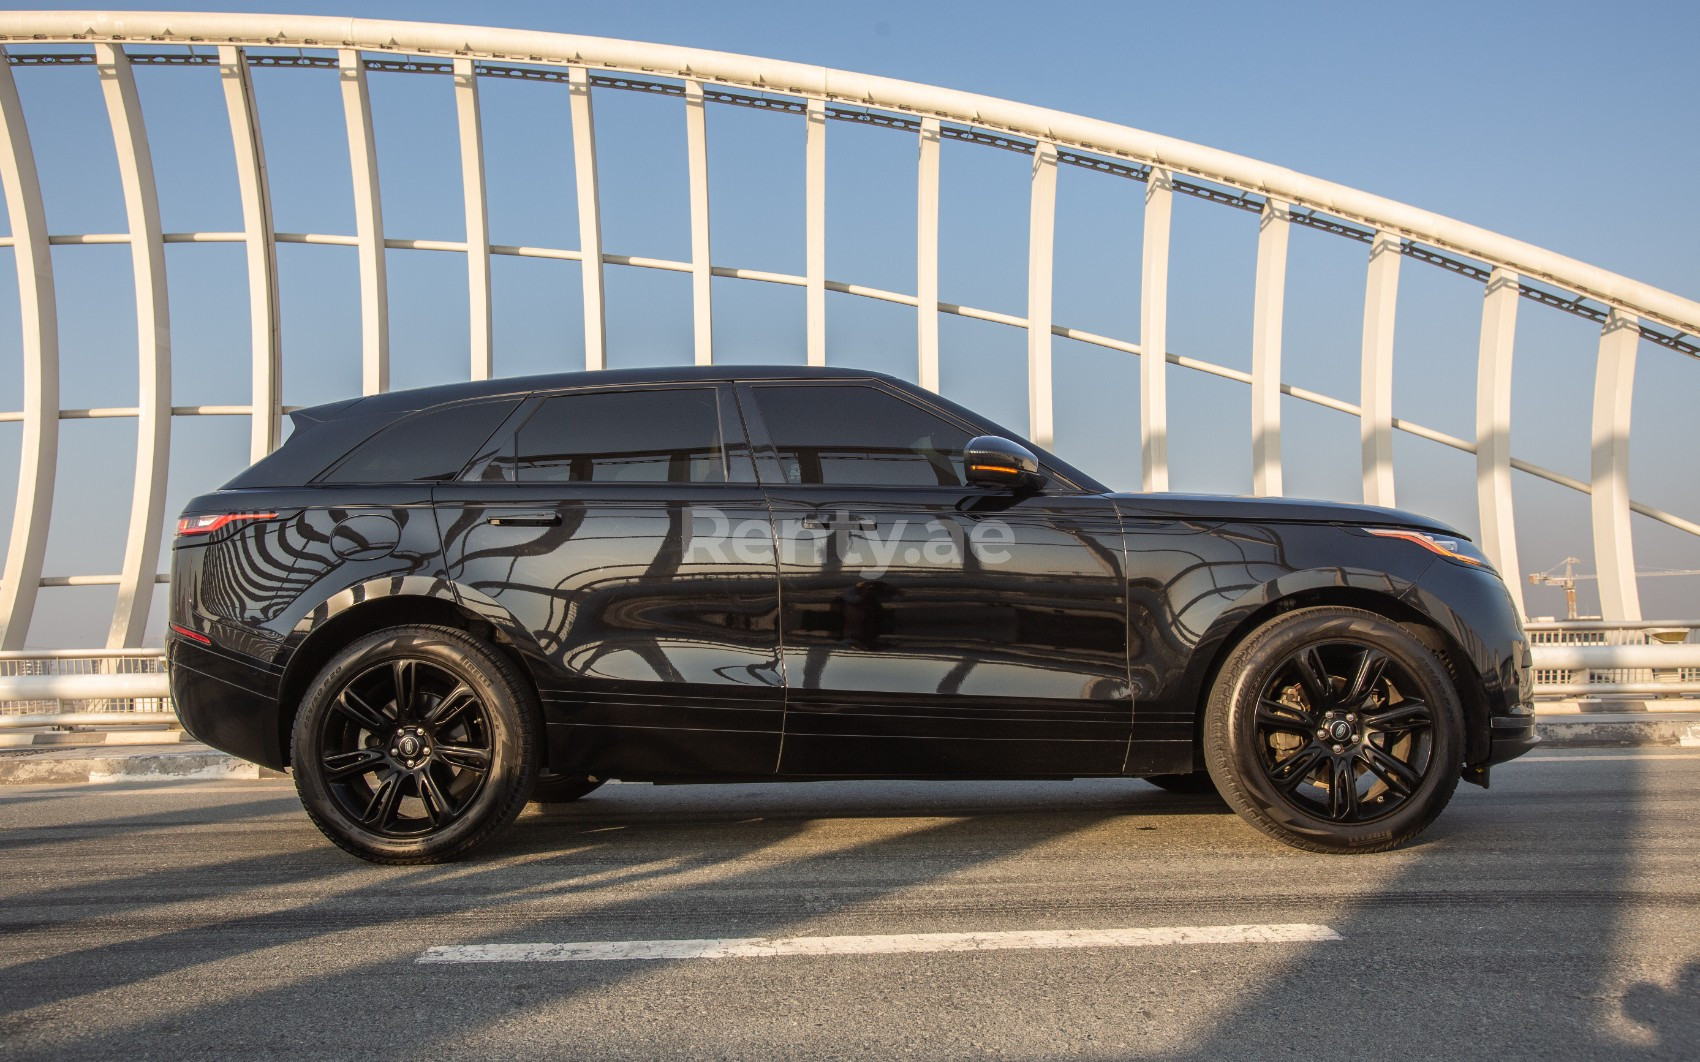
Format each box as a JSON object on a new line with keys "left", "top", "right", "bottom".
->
{"left": 325, "top": 365, "right": 905, "bottom": 418}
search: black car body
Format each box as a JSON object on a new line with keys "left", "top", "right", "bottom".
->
{"left": 168, "top": 366, "right": 1536, "bottom": 861}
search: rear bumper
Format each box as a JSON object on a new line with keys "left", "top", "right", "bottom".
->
{"left": 168, "top": 635, "right": 288, "bottom": 770}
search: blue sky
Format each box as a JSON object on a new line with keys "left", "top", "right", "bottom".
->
{"left": 0, "top": 0, "right": 1696, "bottom": 645}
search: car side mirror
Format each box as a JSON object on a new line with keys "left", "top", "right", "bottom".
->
{"left": 963, "top": 436, "right": 1045, "bottom": 491}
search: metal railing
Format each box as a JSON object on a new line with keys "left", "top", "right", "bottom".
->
{"left": 2, "top": 622, "right": 1695, "bottom": 729}
{"left": 0, "top": 12, "right": 1695, "bottom": 656}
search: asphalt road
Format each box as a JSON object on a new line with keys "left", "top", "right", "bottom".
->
{"left": 2, "top": 749, "right": 1697, "bottom": 1060}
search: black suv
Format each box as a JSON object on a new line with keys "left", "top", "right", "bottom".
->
{"left": 168, "top": 366, "right": 1535, "bottom": 863}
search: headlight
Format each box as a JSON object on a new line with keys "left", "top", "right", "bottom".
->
{"left": 1363, "top": 527, "right": 1492, "bottom": 570}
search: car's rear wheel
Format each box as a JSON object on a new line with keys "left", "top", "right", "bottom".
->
{"left": 291, "top": 625, "right": 539, "bottom": 864}
{"left": 1203, "top": 606, "right": 1462, "bottom": 854}
{"left": 530, "top": 773, "right": 606, "bottom": 804}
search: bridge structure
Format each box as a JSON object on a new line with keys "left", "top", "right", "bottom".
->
{"left": 0, "top": 11, "right": 1696, "bottom": 720}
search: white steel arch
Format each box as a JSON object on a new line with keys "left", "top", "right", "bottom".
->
{"left": 0, "top": 10, "right": 1694, "bottom": 647}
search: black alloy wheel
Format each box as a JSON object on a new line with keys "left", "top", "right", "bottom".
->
{"left": 292, "top": 625, "right": 538, "bottom": 864}
{"left": 1204, "top": 606, "right": 1462, "bottom": 853}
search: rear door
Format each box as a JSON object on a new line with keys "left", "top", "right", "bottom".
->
{"left": 740, "top": 380, "right": 1132, "bottom": 777}
{"left": 433, "top": 383, "right": 784, "bottom": 778}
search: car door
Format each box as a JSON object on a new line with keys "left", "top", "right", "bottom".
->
{"left": 434, "top": 382, "right": 784, "bottom": 778}
{"left": 739, "top": 380, "right": 1132, "bottom": 777}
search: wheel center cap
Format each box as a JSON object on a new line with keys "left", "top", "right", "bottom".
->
{"left": 1328, "top": 720, "right": 1354, "bottom": 742}
{"left": 397, "top": 734, "right": 422, "bottom": 758}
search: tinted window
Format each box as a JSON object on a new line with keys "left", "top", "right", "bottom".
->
{"left": 751, "top": 384, "right": 973, "bottom": 486}
{"left": 323, "top": 399, "right": 519, "bottom": 483}
{"left": 504, "top": 388, "right": 728, "bottom": 483}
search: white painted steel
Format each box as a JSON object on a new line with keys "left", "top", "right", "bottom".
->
{"left": 1025, "top": 141, "right": 1058, "bottom": 450}
{"left": 1140, "top": 168, "right": 1173, "bottom": 492}
{"left": 0, "top": 710, "right": 177, "bottom": 728}
{"left": 684, "top": 79, "right": 713, "bottom": 366}
{"left": 0, "top": 52, "right": 59, "bottom": 651}
{"left": 338, "top": 49, "right": 388, "bottom": 395}
{"left": 1475, "top": 268, "right": 1523, "bottom": 614}
{"left": 805, "top": 98, "right": 827, "bottom": 367}
{"left": 217, "top": 45, "right": 280, "bottom": 461}
{"left": 1359, "top": 229, "right": 1400, "bottom": 508}
{"left": 97, "top": 44, "right": 171, "bottom": 651}
{"left": 454, "top": 57, "right": 492, "bottom": 381}
{"left": 567, "top": 66, "right": 606, "bottom": 372}
{"left": 1536, "top": 683, "right": 1700, "bottom": 697}
{"left": 1, "top": 13, "right": 1695, "bottom": 331}
{"left": 0, "top": 667, "right": 170, "bottom": 703}
{"left": 1591, "top": 311, "right": 1642, "bottom": 622}
{"left": 915, "top": 117, "right": 941, "bottom": 392}
{"left": 1250, "top": 198, "right": 1289, "bottom": 496}
{"left": 0, "top": 13, "right": 1694, "bottom": 650}
{"left": 1532, "top": 643, "right": 1700, "bottom": 670}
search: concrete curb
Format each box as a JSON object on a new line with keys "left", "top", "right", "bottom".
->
{"left": 1534, "top": 713, "right": 1700, "bottom": 749}
{"left": 1, "top": 715, "right": 1695, "bottom": 786}
{"left": 0, "top": 745, "right": 288, "bottom": 785}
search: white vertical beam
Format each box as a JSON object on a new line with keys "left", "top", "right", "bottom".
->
{"left": 97, "top": 43, "right": 170, "bottom": 649}
{"left": 0, "top": 52, "right": 59, "bottom": 650}
{"left": 1591, "top": 310, "right": 1641, "bottom": 621}
{"left": 1025, "top": 140, "right": 1057, "bottom": 450}
{"left": 915, "top": 117, "right": 941, "bottom": 392}
{"left": 567, "top": 66, "right": 605, "bottom": 371}
{"left": 1474, "top": 267, "right": 1523, "bottom": 615}
{"left": 804, "top": 97, "right": 827, "bottom": 367}
{"left": 338, "top": 49, "right": 387, "bottom": 394}
{"left": 217, "top": 46, "right": 280, "bottom": 461}
{"left": 1140, "top": 168, "right": 1173, "bottom": 492}
{"left": 1250, "top": 198, "right": 1290, "bottom": 497}
{"left": 685, "top": 79, "right": 713, "bottom": 365}
{"left": 1360, "top": 229, "right": 1401, "bottom": 507}
{"left": 454, "top": 58, "right": 492, "bottom": 381}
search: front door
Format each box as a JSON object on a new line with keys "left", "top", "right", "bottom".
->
{"left": 740, "top": 380, "right": 1132, "bottom": 777}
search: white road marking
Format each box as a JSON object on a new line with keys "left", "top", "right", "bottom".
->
{"left": 1519, "top": 753, "right": 1700, "bottom": 762}
{"left": 416, "top": 923, "right": 1341, "bottom": 963}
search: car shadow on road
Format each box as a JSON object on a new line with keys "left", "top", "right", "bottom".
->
{"left": 1157, "top": 756, "right": 1663, "bottom": 1060}
{"left": 1, "top": 777, "right": 1194, "bottom": 1058}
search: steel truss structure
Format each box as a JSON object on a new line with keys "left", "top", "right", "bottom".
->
{"left": 0, "top": 11, "right": 1697, "bottom": 653}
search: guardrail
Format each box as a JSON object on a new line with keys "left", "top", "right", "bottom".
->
{"left": 2, "top": 621, "right": 1695, "bottom": 729}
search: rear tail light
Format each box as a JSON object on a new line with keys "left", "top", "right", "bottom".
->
{"left": 168, "top": 622, "right": 212, "bottom": 645}
{"left": 175, "top": 512, "right": 277, "bottom": 537}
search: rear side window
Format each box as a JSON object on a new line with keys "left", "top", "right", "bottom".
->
{"left": 501, "top": 387, "right": 731, "bottom": 483}
{"left": 750, "top": 383, "right": 974, "bottom": 486}
{"left": 323, "top": 399, "right": 520, "bottom": 483}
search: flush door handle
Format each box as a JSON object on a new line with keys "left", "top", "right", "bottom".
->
{"left": 486, "top": 512, "right": 561, "bottom": 527}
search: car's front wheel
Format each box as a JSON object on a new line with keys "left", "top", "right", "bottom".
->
{"left": 291, "top": 625, "right": 539, "bottom": 864}
{"left": 1204, "top": 606, "right": 1462, "bottom": 854}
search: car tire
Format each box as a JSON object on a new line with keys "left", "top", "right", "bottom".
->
{"left": 1142, "top": 771, "right": 1219, "bottom": 796}
{"left": 530, "top": 773, "right": 606, "bottom": 804}
{"left": 1203, "top": 606, "right": 1462, "bottom": 854}
{"left": 291, "top": 624, "right": 539, "bottom": 864}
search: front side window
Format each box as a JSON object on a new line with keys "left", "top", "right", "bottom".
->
{"left": 750, "top": 384, "right": 974, "bottom": 487}
{"left": 502, "top": 387, "right": 730, "bottom": 484}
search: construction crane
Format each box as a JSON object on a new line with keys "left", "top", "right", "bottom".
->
{"left": 1528, "top": 557, "right": 1700, "bottom": 619}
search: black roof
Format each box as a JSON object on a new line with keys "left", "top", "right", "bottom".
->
{"left": 316, "top": 364, "right": 902, "bottom": 419}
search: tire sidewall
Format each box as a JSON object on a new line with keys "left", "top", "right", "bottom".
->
{"left": 291, "top": 626, "right": 537, "bottom": 863}
{"left": 1205, "top": 608, "right": 1462, "bottom": 851}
